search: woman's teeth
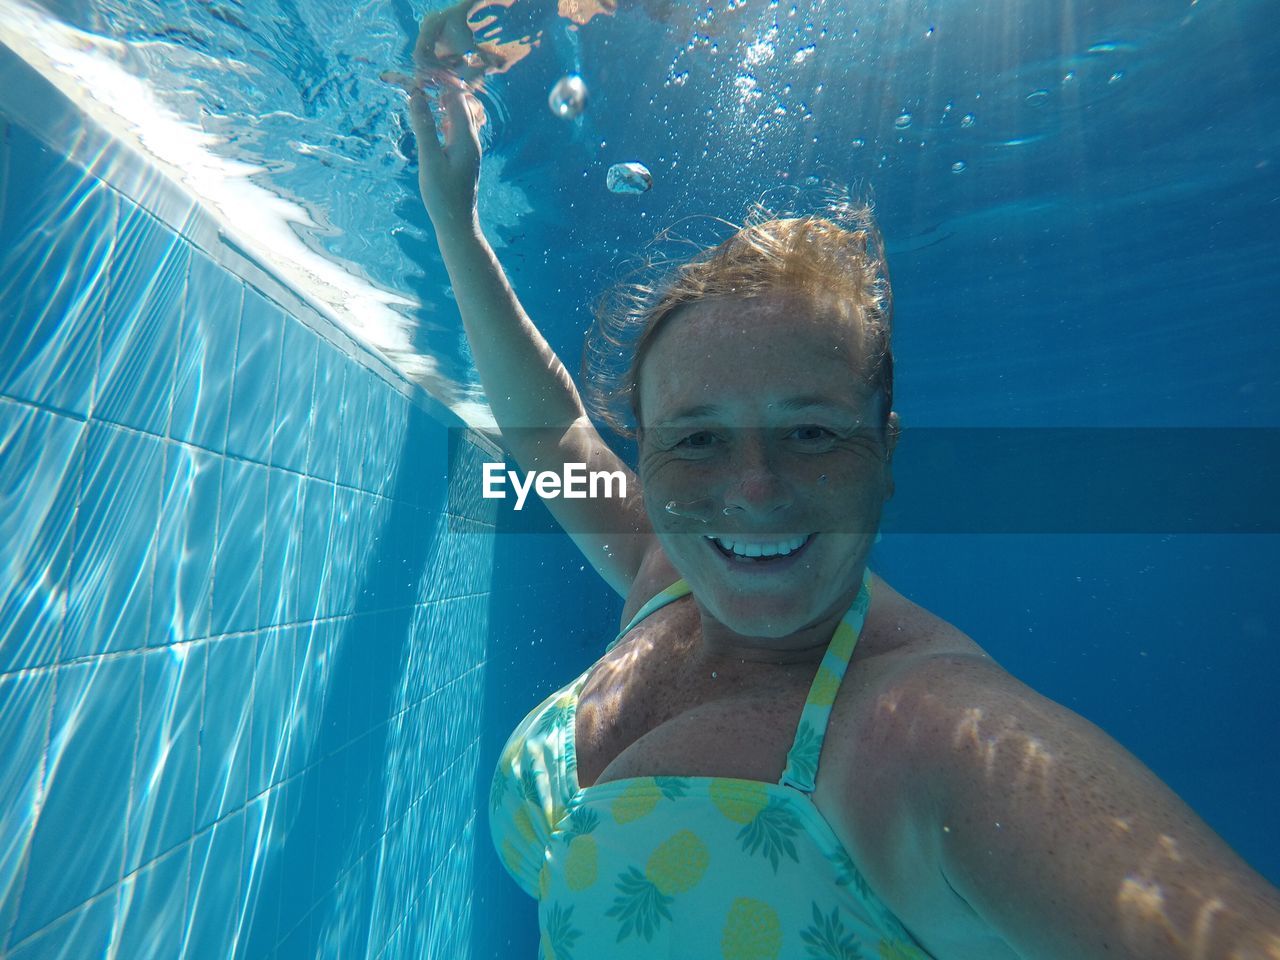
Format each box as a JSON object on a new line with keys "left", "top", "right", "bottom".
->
{"left": 707, "top": 534, "right": 811, "bottom": 560}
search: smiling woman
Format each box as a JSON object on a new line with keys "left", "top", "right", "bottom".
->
{"left": 631, "top": 293, "right": 895, "bottom": 642}
{"left": 404, "top": 8, "right": 1280, "bottom": 958}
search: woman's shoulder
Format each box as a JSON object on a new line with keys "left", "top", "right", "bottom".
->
{"left": 855, "top": 572, "right": 992, "bottom": 663}
{"left": 617, "top": 540, "right": 688, "bottom": 630}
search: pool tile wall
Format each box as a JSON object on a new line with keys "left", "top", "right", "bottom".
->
{"left": 0, "top": 103, "right": 498, "bottom": 960}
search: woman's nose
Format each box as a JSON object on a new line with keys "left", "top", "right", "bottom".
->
{"left": 721, "top": 444, "right": 793, "bottom": 516}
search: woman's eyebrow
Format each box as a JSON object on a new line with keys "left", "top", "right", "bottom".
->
{"left": 776, "top": 395, "right": 861, "bottom": 413}
{"left": 656, "top": 395, "right": 860, "bottom": 425}
{"left": 655, "top": 403, "right": 721, "bottom": 425}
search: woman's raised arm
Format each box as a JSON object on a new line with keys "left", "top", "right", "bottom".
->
{"left": 401, "top": 33, "right": 654, "bottom": 597}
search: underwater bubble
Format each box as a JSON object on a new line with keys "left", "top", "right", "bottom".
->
{"left": 894, "top": 111, "right": 913, "bottom": 129}
{"left": 1088, "top": 41, "right": 1137, "bottom": 53}
{"left": 960, "top": 113, "right": 976, "bottom": 128}
{"left": 817, "top": 474, "right": 828, "bottom": 485}
{"left": 792, "top": 43, "right": 816, "bottom": 64}
{"left": 548, "top": 74, "right": 588, "bottom": 119}
{"left": 606, "top": 162, "right": 653, "bottom": 194}
{"left": 1109, "top": 70, "right": 1125, "bottom": 84}
{"left": 951, "top": 161, "right": 966, "bottom": 173}
{"left": 664, "top": 498, "right": 719, "bottom": 521}
{"left": 1026, "top": 89, "right": 1049, "bottom": 106}
{"left": 850, "top": 137, "right": 865, "bottom": 148}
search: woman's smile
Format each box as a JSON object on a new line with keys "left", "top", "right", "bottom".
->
{"left": 705, "top": 532, "right": 816, "bottom": 572}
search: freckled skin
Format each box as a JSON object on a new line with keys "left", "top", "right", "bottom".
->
{"left": 634, "top": 292, "right": 896, "bottom": 660}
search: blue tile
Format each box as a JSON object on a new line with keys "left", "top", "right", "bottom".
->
{"left": 339, "top": 612, "right": 386, "bottom": 746}
{"left": 0, "top": 669, "right": 54, "bottom": 924}
{"left": 247, "top": 627, "right": 297, "bottom": 802}
{"left": 321, "top": 487, "right": 360, "bottom": 619}
{"left": 273, "top": 767, "right": 319, "bottom": 942}
{"left": 14, "top": 656, "right": 142, "bottom": 942}
{"left": 337, "top": 365, "right": 375, "bottom": 489}
{"left": 113, "top": 838, "right": 190, "bottom": 960}
{"left": 169, "top": 251, "right": 242, "bottom": 452}
{"left": 211, "top": 458, "right": 266, "bottom": 637}
{"left": 296, "top": 479, "right": 334, "bottom": 624}
{"left": 183, "top": 809, "right": 244, "bottom": 958}
{"left": 195, "top": 634, "right": 254, "bottom": 828}
{"left": 0, "top": 125, "right": 116, "bottom": 417}
{"left": 151, "top": 443, "right": 220, "bottom": 644}
{"left": 94, "top": 204, "right": 190, "bottom": 436}
{"left": 259, "top": 470, "right": 302, "bottom": 628}
{"left": 0, "top": 399, "right": 84, "bottom": 671}
{"left": 270, "top": 317, "right": 317, "bottom": 475}
{"left": 5, "top": 885, "right": 116, "bottom": 960}
{"left": 307, "top": 341, "right": 346, "bottom": 483}
{"left": 364, "top": 383, "right": 406, "bottom": 499}
{"left": 235, "top": 792, "right": 285, "bottom": 959}
{"left": 125, "top": 644, "right": 203, "bottom": 873}
{"left": 310, "top": 746, "right": 358, "bottom": 890}
{"left": 64, "top": 423, "right": 165, "bottom": 659}
{"left": 226, "top": 289, "right": 284, "bottom": 464}
{"left": 400, "top": 405, "right": 450, "bottom": 510}
{"left": 363, "top": 498, "right": 422, "bottom": 611}
{"left": 237, "top": 779, "right": 303, "bottom": 958}
{"left": 286, "top": 619, "right": 333, "bottom": 778}
{"left": 355, "top": 494, "right": 395, "bottom": 613}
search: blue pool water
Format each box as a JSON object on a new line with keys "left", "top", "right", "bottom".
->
{"left": 1, "top": 0, "right": 1277, "bottom": 957}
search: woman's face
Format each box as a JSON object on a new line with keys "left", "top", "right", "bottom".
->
{"left": 636, "top": 292, "right": 896, "bottom": 642}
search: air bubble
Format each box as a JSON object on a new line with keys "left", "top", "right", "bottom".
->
{"left": 894, "top": 111, "right": 913, "bottom": 129}
{"left": 960, "top": 113, "right": 976, "bottom": 128}
{"left": 951, "top": 161, "right": 966, "bottom": 173}
{"left": 606, "top": 162, "right": 653, "bottom": 194}
{"left": 548, "top": 74, "right": 588, "bottom": 119}
{"left": 1026, "top": 89, "right": 1049, "bottom": 106}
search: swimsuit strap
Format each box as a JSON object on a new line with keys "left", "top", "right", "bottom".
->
{"left": 605, "top": 578, "right": 693, "bottom": 653}
{"left": 779, "top": 568, "right": 873, "bottom": 795}
{"left": 603, "top": 568, "right": 875, "bottom": 796}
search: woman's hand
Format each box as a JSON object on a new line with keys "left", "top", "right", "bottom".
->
{"left": 383, "top": 4, "right": 487, "bottom": 235}
{"left": 406, "top": 73, "right": 483, "bottom": 234}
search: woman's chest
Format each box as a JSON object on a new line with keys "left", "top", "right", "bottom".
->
{"left": 573, "top": 655, "right": 816, "bottom": 789}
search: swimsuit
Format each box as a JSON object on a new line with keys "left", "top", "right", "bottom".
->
{"left": 488, "top": 570, "right": 936, "bottom": 959}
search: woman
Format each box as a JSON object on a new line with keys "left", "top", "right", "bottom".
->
{"left": 400, "top": 62, "right": 1280, "bottom": 960}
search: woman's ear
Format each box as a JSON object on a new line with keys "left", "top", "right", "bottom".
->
{"left": 883, "top": 411, "right": 900, "bottom": 499}
{"left": 884, "top": 411, "right": 900, "bottom": 457}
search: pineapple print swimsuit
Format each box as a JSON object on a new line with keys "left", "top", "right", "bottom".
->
{"left": 489, "top": 570, "right": 936, "bottom": 960}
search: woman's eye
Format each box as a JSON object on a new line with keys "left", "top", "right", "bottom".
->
{"left": 677, "top": 431, "right": 717, "bottom": 448}
{"left": 792, "top": 425, "right": 834, "bottom": 442}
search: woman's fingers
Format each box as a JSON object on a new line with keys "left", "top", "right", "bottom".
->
{"left": 438, "top": 81, "right": 481, "bottom": 163}
{"left": 407, "top": 88, "right": 445, "bottom": 164}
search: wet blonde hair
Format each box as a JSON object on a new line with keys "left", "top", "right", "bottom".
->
{"left": 583, "top": 203, "right": 893, "bottom": 440}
